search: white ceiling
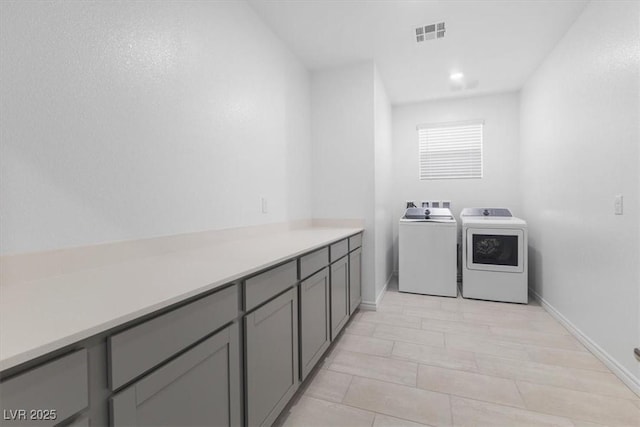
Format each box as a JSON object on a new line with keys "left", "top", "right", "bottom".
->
{"left": 248, "top": 0, "right": 588, "bottom": 104}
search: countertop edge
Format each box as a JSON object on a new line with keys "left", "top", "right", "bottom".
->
{"left": 0, "top": 227, "right": 363, "bottom": 372}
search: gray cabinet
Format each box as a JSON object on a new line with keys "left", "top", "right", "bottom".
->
{"left": 245, "top": 261, "right": 297, "bottom": 312}
{"left": 330, "top": 239, "right": 349, "bottom": 263}
{"left": 348, "top": 234, "right": 362, "bottom": 251}
{"left": 1, "top": 232, "right": 363, "bottom": 427}
{"left": 108, "top": 285, "right": 238, "bottom": 391}
{"left": 299, "top": 267, "right": 330, "bottom": 380}
{"left": 245, "top": 288, "right": 299, "bottom": 427}
{"left": 110, "top": 323, "right": 241, "bottom": 427}
{"left": 299, "top": 248, "right": 329, "bottom": 280}
{"left": 330, "top": 256, "right": 350, "bottom": 340}
{"left": 349, "top": 247, "right": 362, "bottom": 314}
{"left": 0, "top": 349, "right": 88, "bottom": 427}
{"left": 67, "top": 415, "right": 90, "bottom": 427}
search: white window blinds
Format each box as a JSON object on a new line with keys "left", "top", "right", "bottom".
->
{"left": 418, "top": 120, "right": 483, "bottom": 180}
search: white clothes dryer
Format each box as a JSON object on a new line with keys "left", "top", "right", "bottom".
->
{"left": 460, "top": 208, "right": 528, "bottom": 304}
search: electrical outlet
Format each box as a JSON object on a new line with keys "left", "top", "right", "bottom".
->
{"left": 614, "top": 194, "right": 623, "bottom": 215}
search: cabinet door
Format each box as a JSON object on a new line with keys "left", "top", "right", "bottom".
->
{"left": 300, "top": 268, "right": 330, "bottom": 380}
{"left": 330, "top": 256, "right": 349, "bottom": 340}
{"left": 111, "top": 323, "right": 241, "bottom": 427}
{"left": 0, "top": 349, "right": 88, "bottom": 427}
{"left": 245, "top": 288, "right": 299, "bottom": 427}
{"left": 349, "top": 247, "right": 362, "bottom": 314}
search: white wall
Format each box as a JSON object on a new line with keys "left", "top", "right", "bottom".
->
{"left": 0, "top": 0, "right": 312, "bottom": 254}
{"left": 374, "top": 67, "right": 394, "bottom": 299}
{"left": 520, "top": 0, "right": 639, "bottom": 389}
{"left": 391, "top": 92, "right": 521, "bottom": 269}
{"left": 310, "top": 61, "right": 377, "bottom": 303}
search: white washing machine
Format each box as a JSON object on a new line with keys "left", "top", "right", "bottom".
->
{"left": 399, "top": 207, "right": 457, "bottom": 297}
{"left": 461, "top": 208, "right": 528, "bottom": 303}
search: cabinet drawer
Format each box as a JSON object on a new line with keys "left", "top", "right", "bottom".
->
{"left": 330, "top": 239, "right": 348, "bottom": 263}
{"left": 0, "top": 349, "right": 88, "bottom": 426}
{"left": 299, "top": 247, "right": 329, "bottom": 280}
{"left": 245, "top": 260, "right": 297, "bottom": 312}
{"left": 109, "top": 285, "right": 238, "bottom": 391}
{"left": 349, "top": 234, "right": 362, "bottom": 251}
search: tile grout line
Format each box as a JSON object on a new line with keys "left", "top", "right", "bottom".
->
{"left": 340, "top": 374, "right": 442, "bottom": 427}
{"left": 472, "top": 354, "right": 637, "bottom": 399}
{"left": 446, "top": 391, "right": 581, "bottom": 426}
{"left": 296, "top": 393, "right": 379, "bottom": 423}
{"left": 470, "top": 349, "right": 479, "bottom": 371}
{"left": 516, "top": 377, "right": 640, "bottom": 404}
{"left": 511, "top": 379, "right": 638, "bottom": 425}
{"left": 387, "top": 354, "right": 476, "bottom": 373}
{"left": 361, "top": 320, "right": 424, "bottom": 331}
{"left": 331, "top": 352, "right": 583, "bottom": 412}
{"left": 335, "top": 373, "right": 356, "bottom": 406}
{"left": 447, "top": 393, "right": 455, "bottom": 426}
{"left": 425, "top": 319, "right": 576, "bottom": 346}
{"left": 326, "top": 363, "right": 421, "bottom": 390}
{"left": 415, "top": 362, "right": 541, "bottom": 413}
{"left": 339, "top": 335, "right": 636, "bottom": 403}
{"left": 513, "top": 378, "right": 527, "bottom": 410}
{"left": 443, "top": 330, "right": 593, "bottom": 355}
{"left": 340, "top": 289, "right": 638, "bottom": 422}
{"left": 351, "top": 320, "right": 632, "bottom": 397}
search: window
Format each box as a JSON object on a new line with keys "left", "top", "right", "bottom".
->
{"left": 418, "top": 120, "right": 483, "bottom": 180}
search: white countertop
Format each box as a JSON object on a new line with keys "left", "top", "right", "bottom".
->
{"left": 0, "top": 225, "right": 362, "bottom": 371}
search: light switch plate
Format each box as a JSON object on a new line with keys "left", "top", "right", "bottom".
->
{"left": 614, "top": 194, "right": 623, "bottom": 215}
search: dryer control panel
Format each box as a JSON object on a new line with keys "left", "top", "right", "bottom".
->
{"left": 460, "top": 208, "right": 512, "bottom": 217}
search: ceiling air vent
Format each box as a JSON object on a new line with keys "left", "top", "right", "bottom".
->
{"left": 416, "top": 22, "right": 445, "bottom": 43}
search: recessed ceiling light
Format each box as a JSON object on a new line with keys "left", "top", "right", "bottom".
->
{"left": 450, "top": 72, "right": 464, "bottom": 81}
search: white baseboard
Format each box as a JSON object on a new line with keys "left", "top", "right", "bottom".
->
{"left": 530, "top": 289, "right": 640, "bottom": 398}
{"left": 360, "top": 272, "right": 394, "bottom": 311}
{"left": 359, "top": 301, "right": 377, "bottom": 311}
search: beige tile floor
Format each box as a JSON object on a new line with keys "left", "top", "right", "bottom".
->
{"left": 279, "top": 278, "right": 640, "bottom": 427}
